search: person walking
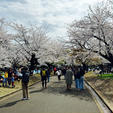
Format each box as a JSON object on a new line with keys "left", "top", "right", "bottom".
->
{"left": 65, "top": 66, "right": 73, "bottom": 90}
{"left": 56, "top": 69, "right": 61, "bottom": 81}
{"left": 73, "top": 66, "right": 81, "bottom": 90}
{"left": 46, "top": 68, "right": 50, "bottom": 82}
{"left": 79, "top": 66, "right": 85, "bottom": 90}
{"left": 21, "top": 67, "right": 30, "bottom": 100}
{"left": 62, "top": 67, "right": 66, "bottom": 79}
{"left": 41, "top": 68, "right": 47, "bottom": 88}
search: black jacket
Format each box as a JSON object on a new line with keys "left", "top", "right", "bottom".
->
{"left": 21, "top": 70, "right": 30, "bottom": 83}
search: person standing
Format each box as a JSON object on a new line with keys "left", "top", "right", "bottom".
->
{"left": 53, "top": 67, "right": 57, "bottom": 75}
{"left": 65, "top": 66, "right": 73, "bottom": 90}
{"left": 8, "top": 68, "right": 13, "bottom": 87}
{"left": 11, "top": 73, "right": 15, "bottom": 88}
{"left": 1, "top": 71, "right": 5, "bottom": 87}
{"left": 4, "top": 70, "right": 8, "bottom": 87}
{"left": 41, "top": 68, "right": 47, "bottom": 88}
{"left": 21, "top": 67, "right": 30, "bottom": 100}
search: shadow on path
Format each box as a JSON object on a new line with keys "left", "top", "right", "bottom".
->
{"left": 0, "top": 99, "right": 22, "bottom": 108}
{"left": 30, "top": 88, "right": 44, "bottom": 94}
{"left": 30, "top": 80, "right": 93, "bottom": 102}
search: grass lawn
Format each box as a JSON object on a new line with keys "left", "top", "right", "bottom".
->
{"left": 0, "top": 72, "right": 54, "bottom": 98}
{"left": 98, "top": 73, "right": 113, "bottom": 79}
{"left": 0, "top": 74, "right": 41, "bottom": 98}
{"left": 85, "top": 71, "right": 113, "bottom": 79}
{"left": 85, "top": 71, "right": 113, "bottom": 111}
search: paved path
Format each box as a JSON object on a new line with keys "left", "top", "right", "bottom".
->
{"left": 0, "top": 76, "right": 101, "bottom": 113}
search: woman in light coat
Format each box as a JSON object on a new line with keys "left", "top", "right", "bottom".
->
{"left": 65, "top": 66, "right": 73, "bottom": 90}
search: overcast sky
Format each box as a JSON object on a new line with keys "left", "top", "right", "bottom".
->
{"left": 0, "top": 0, "right": 103, "bottom": 39}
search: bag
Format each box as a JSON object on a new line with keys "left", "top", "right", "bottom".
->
{"left": 42, "top": 70, "right": 46, "bottom": 76}
{"left": 4, "top": 72, "right": 8, "bottom": 78}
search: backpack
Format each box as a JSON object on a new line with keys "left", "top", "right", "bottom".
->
{"left": 42, "top": 70, "right": 46, "bottom": 76}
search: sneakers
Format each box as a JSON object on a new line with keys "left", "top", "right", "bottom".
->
{"left": 21, "top": 98, "right": 26, "bottom": 100}
{"left": 22, "top": 97, "right": 29, "bottom": 100}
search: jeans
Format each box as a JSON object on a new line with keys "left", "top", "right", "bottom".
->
{"left": 5, "top": 78, "right": 8, "bottom": 86}
{"left": 48, "top": 76, "right": 50, "bottom": 82}
{"left": 75, "top": 79, "right": 79, "bottom": 89}
{"left": 2, "top": 78, "right": 5, "bottom": 87}
{"left": 79, "top": 76, "right": 84, "bottom": 89}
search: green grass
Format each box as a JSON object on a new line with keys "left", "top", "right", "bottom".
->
{"left": 98, "top": 73, "right": 113, "bottom": 79}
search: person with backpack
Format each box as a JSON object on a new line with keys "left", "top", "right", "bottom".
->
{"left": 21, "top": 67, "right": 30, "bottom": 100}
{"left": 41, "top": 68, "right": 47, "bottom": 88}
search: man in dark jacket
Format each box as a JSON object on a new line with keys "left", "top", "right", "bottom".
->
{"left": 41, "top": 68, "right": 47, "bottom": 88}
{"left": 79, "top": 66, "right": 85, "bottom": 90}
{"left": 21, "top": 67, "right": 30, "bottom": 100}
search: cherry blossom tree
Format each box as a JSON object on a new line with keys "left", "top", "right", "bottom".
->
{"left": 0, "top": 19, "right": 12, "bottom": 68}
{"left": 67, "top": 1, "right": 113, "bottom": 66}
{"left": 10, "top": 23, "right": 50, "bottom": 65}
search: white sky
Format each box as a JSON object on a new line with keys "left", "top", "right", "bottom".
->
{"left": 0, "top": 0, "right": 104, "bottom": 39}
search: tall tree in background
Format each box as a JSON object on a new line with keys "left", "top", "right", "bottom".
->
{"left": 11, "top": 23, "right": 49, "bottom": 65}
{"left": 0, "top": 19, "right": 12, "bottom": 67}
{"left": 68, "top": 1, "right": 113, "bottom": 66}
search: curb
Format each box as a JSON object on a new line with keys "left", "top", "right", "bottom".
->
{"left": 85, "top": 79, "right": 113, "bottom": 113}
{"left": 0, "top": 80, "right": 41, "bottom": 100}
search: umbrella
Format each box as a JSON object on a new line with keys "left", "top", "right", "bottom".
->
{"left": 40, "top": 64, "right": 48, "bottom": 68}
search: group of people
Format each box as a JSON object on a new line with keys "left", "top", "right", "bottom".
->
{"left": 0, "top": 68, "right": 15, "bottom": 88}
{"left": 65, "top": 66, "right": 85, "bottom": 90}
{"left": 0, "top": 67, "right": 30, "bottom": 100}
{"left": 0, "top": 64, "right": 85, "bottom": 101}
{"left": 55, "top": 65, "right": 85, "bottom": 91}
